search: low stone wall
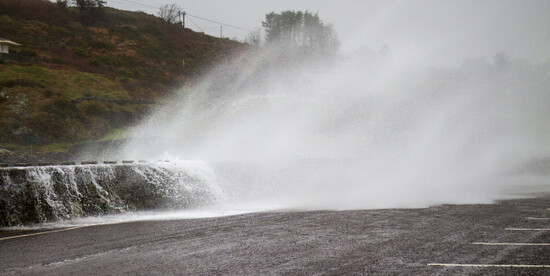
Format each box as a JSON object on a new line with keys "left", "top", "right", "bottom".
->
{"left": 0, "top": 162, "right": 221, "bottom": 227}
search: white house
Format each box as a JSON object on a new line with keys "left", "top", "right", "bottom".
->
{"left": 0, "top": 37, "right": 21, "bottom": 54}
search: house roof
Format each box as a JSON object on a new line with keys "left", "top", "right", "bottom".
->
{"left": 0, "top": 37, "right": 21, "bottom": 46}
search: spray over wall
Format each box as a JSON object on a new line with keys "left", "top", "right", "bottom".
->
{"left": 117, "top": 34, "right": 550, "bottom": 210}
{"left": 0, "top": 162, "right": 221, "bottom": 226}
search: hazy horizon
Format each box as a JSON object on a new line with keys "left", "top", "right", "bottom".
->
{"left": 107, "top": 0, "right": 550, "bottom": 67}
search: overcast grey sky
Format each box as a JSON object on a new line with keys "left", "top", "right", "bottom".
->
{"left": 108, "top": 0, "right": 550, "bottom": 66}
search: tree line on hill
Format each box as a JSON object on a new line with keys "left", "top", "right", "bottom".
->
{"left": 156, "top": 4, "right": 340, "bottom": 57}
{"left": 261, "top": 10, "right": 339, "bottom": 56}
{"left": 56, "top": 0, "right": 106, "bottom": 12}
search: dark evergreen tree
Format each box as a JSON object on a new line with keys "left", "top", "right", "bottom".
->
{"left": 72, "top": 0, "right": 106, "bottom": 13}
{"left": 262, "top": 10, "right": 339, "bottom": 56}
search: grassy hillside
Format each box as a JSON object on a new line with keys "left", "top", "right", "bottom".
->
{"left": 0, "top": 0, "right": 245, "bottom": 149}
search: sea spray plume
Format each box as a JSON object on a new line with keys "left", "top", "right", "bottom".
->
{"left": 118, "top": 27, "right": 550, "bottom": 210}
{"left": 119, "top": 41, "right": 337, "bottom": 160}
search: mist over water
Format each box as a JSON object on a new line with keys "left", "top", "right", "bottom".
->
{"left": 118, "top": 14, "right": 550, "bottom": 211}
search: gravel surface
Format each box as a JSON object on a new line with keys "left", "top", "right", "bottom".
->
{"left": 1, "top": 196, "right": 549, "bottom": 275}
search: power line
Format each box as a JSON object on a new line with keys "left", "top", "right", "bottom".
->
{"left": 110, "top": 0, "right": 157, "bottom": 10}
{"left": 187, "top": 17, "right": 203, "bottom": 32}
{"left": 203, "top": 26, "right": 222, "bottom": 31}
{"left": 186, "top": 13, "right": 252, "bottom": 32}
{"left": 109, "top": 0, "right": 252, "bottom": 33}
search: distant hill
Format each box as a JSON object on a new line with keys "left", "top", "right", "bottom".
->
{"left": 0, "top": 0, "right": 245, "bottom": 150}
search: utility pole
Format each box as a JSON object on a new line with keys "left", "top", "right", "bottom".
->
{"left": 220, "top": 26, "right": 222, "bottom": 38}
{"left": 181, "top": 11, "right": 186, "bottom": 28}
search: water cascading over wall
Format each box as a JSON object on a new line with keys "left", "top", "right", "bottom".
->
{"left": 0, "top": 162, "right": 222, "bottom": 227}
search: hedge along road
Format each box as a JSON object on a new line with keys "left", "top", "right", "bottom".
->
{"left": 1, "top": 196, "right": 549, "bottom": 275}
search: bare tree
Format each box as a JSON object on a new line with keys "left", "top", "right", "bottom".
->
{"left": 158, "top": 3, "right": 181, "bottom": 24}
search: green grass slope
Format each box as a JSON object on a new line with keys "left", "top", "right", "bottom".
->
{"left": 0, "top": 0, "right": 245, "bottom": 149}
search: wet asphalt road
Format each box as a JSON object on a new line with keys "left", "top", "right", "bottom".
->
{"left": 1, "top": 196, "right": 549, "bottom": 275}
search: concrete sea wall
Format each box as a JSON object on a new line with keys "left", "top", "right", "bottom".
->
{"left": 0, "top": 162, "right": 221, "bottom": 227}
